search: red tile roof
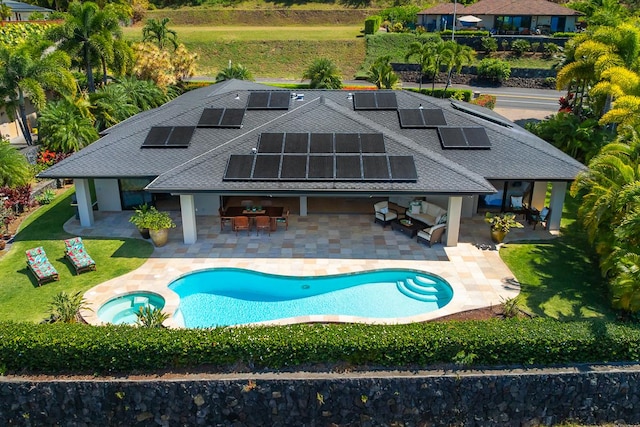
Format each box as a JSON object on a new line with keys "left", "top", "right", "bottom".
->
{"left": 419, "top": 0, "right": 583, "bottom": 16}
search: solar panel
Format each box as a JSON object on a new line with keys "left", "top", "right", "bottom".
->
{"left": 389, "top": 156, "right": 418, "bottom": 181}
{"left": 423, "top": 109, "right": 447, "bottom": 126}
{"left": 141, "top": 127, "right": 172, "bottom": 147}
{"left": 281, "top": 155, "right": 307, "bottom": 179}
{"left": 335, "top": 155, "right": 362, "bottom": 179}
{"left": 353, "top": 92, "right": 376, "bottom": 110}
{"left": 268, "top": 91, "right": 291, "bottom": 109}
{"left": 252, "top": 155, "right": 281, "bottom": 179}
{"left": 335, "top": 133, "right": 360, "bottom": 153}
{"left": 197, "top": 108, "right": 224, "bottom": 127}
{"left": 438, "top": 127, "right": 468, "bottom": 149}
{"left": 376, "top": 92, "right": 398, "bottom": 109}
{"left": 219, "top": 108, "right": 245, "bottom": 128}
{"left": 166, "top": 126, "right": 194, "bottom": 147}
{"left": 360, "top": 133, "right": 386, "bottom": 153}
{"left": 398, "top": 109, "right": 425, "bottom": 128}
{"left": 310, "top": 133, "right": 333, "bottom": 153}
{"left": 308, "top": 156, "right": 334, "bottom": 179}
{"left": 258, "top": 133, "right": 284, "bottom": 153}
{"left": 247, "top": 91, "right": 270, "bottom": 109}
{"left": 284, "top": 133, "right": 309, "bottom": 153}
{"left": 362, "top": 156, "right": 390, "bottom": 180}
{"left": 224, "top": 155, "right": 254, "bottom": 180}
{"left": 464, "top": 127, "right": 492, "bottom": 149}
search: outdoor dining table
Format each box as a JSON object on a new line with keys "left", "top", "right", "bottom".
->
{"left": 222, "top": 206, "right": 284, "bottom": 231}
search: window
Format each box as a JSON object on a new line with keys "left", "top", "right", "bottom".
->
{"left": 119, "top": 178, "right": 153, "bottom": 210}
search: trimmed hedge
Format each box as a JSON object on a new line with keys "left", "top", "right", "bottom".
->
{"left": 407, "top": 87, "right": 473, "bottom": 101}
{"left": 1, "top": 319, "right": 639, "bottom": 374}
{"left": 364, "top": 16, "right": 382, "bottom": 35}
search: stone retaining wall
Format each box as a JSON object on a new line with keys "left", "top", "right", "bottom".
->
{"left": 2, "top": 366, "right": 640, "bottom": 426}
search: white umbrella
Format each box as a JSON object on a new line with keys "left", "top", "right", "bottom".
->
{"left": 457, "top": 15, "right": 482, "bottom": 23}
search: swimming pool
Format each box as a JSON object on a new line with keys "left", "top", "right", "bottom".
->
{"left": 98, "top": 292, "right": 166, "bottom": 325}
{"left": 168, "top": 268, "right": 453, "bottom": 327}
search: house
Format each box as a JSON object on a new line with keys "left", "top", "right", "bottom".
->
{"left": 417, "top": 0, "right": 584, "bottom": 34}
{"left": 39, "top": 80, "right": 584, "bottom": 246}
{"left": 1, "top": 0, "right": 53, "bottom": 21}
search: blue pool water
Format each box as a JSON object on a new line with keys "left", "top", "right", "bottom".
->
{"left": 98, "top": 292, "right": 166, "bottom": 325}
{"left": 168, "top": 268, "right": 453, "bottom": 328}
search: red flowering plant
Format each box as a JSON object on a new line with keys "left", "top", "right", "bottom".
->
{"left": 35, "top": 149, "right": 71, "bottom": 174}
{"left": 558, "top": 93, "right": 574, "bottom": 113}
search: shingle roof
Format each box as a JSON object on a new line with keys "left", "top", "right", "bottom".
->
{"left": 419, "top": 0, "right": 583, "bottom": 16}
{"left": 41, "top": 80, "right": 585, "bottom": 196}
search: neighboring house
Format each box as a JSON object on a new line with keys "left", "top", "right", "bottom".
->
{"left": 1, "top": 0, "right": 53, "bottom": 21}
{"left": 0, "top": 100, "right": 37, "bottom": 145}
{"left": 417, "top": 0, "right": 584, "bottom": 34}
{"left": 40, "top": 80, "right": 584, "bottom": 246}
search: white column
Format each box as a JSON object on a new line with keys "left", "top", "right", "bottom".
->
{"left": 531, "top": 181, "right": 547, "bottom": 211}
{"left": 299, "top": 196, "right": 308, "bottom": 217}
{"left": 180, "top": 194, "right": 197, "bottom": 244}
{"left": 445, "top": 196, "right": 463, "bottom": 247}
{"left": 548, "top": 182, "right": 567, "bottom": 231}
{"left": 74, "top": 179, "right": 94, "bottom": 227}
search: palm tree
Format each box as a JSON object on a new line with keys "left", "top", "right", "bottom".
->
{"left": 0, "top": 40, "right": 75, "bottom": 145}
{"left": 0, "top": 141, "right": 31, "bottom": 187}
{"left": 38, "top": 97, "right": 99, "bottom": 153}
{"left": 113, "top": 76, "right": 169, "bottom": 110}
{"left": 142, "top": 17, "right": 178, "bottom": 51}
{"left": 442, "top": 41, "right": 475, "bottom": 92}
{"left": 50, "top": 1, "right": 123, "bottom": 93}
{"left": 48, "top": 291, "right": 90, "bottom": 323}
{"left": 302, "top": 58, "right": 342, "bottom": 89}
{"left": 216, "top": 61, "right": 253, "bottom": 82}
{"left": 405, "top": 36, "right": 446, "bottom": 91}
{"left": 90, "top": 83, "right": 139, "bottom": 131}
{"left": 367, "top": 56, "right": 399, "bottom": 89}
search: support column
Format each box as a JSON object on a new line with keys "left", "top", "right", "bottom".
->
{"left": 299, "top": 196, "right": 308, "bottom": 217}
{"left": 445, "top": 196, "right": 462, "bottom": 247}
{"left": 531, "top": 181, "right": 547, "bottom": 211}
{"left": 74, "top": 179, "right": 94, "bottom": 227}
{"left": 548, "top": 182, "right": 567, "bottom": 231}
{"left": 180, "top": 194, "right": 197, "bottom": 244}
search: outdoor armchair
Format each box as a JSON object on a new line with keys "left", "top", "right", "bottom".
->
{"left": 64, "top": 237, "right": 96, "bottom": 275}
{"left": 25, "top": 246, "right": 59, "bottom": 286}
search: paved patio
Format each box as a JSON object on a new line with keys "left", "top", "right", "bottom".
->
{"left": 69, "top": 211, "right": 557, "bottom": 327}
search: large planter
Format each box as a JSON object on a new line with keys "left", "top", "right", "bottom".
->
{"left": 490, "top": 229, "right": 507, "bottom": 243}
{"left": 138, "top": 227, "right": 151, "bottom": 239}
{"left": 149, "top": 228, "right": 169, "bottom": 247}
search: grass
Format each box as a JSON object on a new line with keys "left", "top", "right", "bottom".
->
{"left": 500, "top": 193, "right": 614, "bottom": 321}
{"left": 0, "top": 188, "right": 153, "bottom": 323}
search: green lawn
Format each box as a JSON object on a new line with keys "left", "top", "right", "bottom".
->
{"left": 500, "top": 193, "right": 614, "bottom": 320}
{"left": 0, "top": 188, "right": 153, "bottom": 323}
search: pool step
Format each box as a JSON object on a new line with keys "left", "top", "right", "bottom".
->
{"left": 405, "top": 278, "right": 439, "bottom": 295}
{"left": 414, "top": 275, "right": 437, "bottom": 286}
{"left": 396, "top": 281, "right": 438, "bottom": 302}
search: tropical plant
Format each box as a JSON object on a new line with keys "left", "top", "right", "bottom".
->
{"left": 0, "top": 141, "right": 31, "bottom": 187}
{"left": 367, "top": 55, "right": 399, "bottom": 89}
{"left": 135, "top": 306, "right": 169, "bottom": 327}
{"left": 35, "top": 189, "right": 55, "bottom": 205}
{"left": 142, "top": 17, "right": 178, "bottom": 50}
{"left": 510, "top": 39, "right": 531, "bottom": 57}
{"left": 0, "top": 2, "right": 10, "bottom": 20}
{"left": 404, "top": 35, "right": 446, "bottom": 91}
{"left": 47, "top": 291, "right": 90, "bottom": 324}
{"left": 89, "top": 83, "right": 139, "bottom": 131}
{"left": 484, "top": 212, "right": 523, "bottom": 233}
{"left": 128, "top": 203, "right": 152, "bottom": 229}
{"left": 441, "top": 41, "right": 475, "bottom": 92}
{"left": 38, "top": 96, "right": 99, "bottom": 153}
{"left": 477, "top": 58, "right": 511, "bottom": 82}
{"left": 49, "top": 1, "right": 125, "bottom": 93}
{"left": 133, "top": 42, "right": 197, "bottom": 89}
{"left": 215, "top": 61, "right": 253, "bottom": 82}
{"left": 481, "top": 36, "right": 497, "bottom": 54}
{"left": 0, "top": 40, "right": 75, "bottom": 145}
{"left": 113, "top": 77, "right": 169, "bottom": 110}
{"left": 500, "top": 295, "right": 521, "bottom": 318}
{"left": 143, "top": 206, "right": 175, "bottom": 230}
{"left": 302, "top": 58, "right": 342, "bottom": 89}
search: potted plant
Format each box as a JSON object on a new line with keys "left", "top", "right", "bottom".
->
{"left": 128, "top": 203, "right": 152, "bottom": 239}
{"left": 485, "top": 212, "right": 523, "bottom": 243}
{"left": 145, "top": 207, "right": 176, "bottom": 247}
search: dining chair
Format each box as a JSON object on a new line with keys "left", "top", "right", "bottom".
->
{"left": 233, "top": 216, "right": 250, "bottom": 235}
{"left": 275, "top": 208, "right": 289, "bottom": 230}
{"left": 219, "top": 207, "right": 233, "bottom": 232}
{"left": 255, "top": 215, "right": 271, "bottom": 236}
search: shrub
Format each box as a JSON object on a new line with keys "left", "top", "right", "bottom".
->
{"left": 542, "top": 42, "right": 560, "bottom": 59}
{"left": 440, "top": 30, "right": 490, "bottom": 37}
{"left": 501, "top": 39, "right": 509, "bottom": 51}
{"left": 544, "top": 77, "right": 556, "bottom": 88}
{"left": 471, "top": 93, "right": 497, "bottom": 109}
{"left": 481, "top": 36, "right": 497, "bottom": 54}
{"left": 530, "top": 42, "right": 540, "bottom": 53}
{"left": 364, "top": 16, "right": 382, "bottom": 35}
{"left": 1, "top": 319, "right": 640, "bottom": 373}
{"left": 35, "top": 189, "right": 55, "bottom": 205}
{"left": 477, "top": 58, "right": 511, "bottom": 82}
{"left": 552, "top": 32, "right": 577, "bottom": 38}
{"left": 511, "top": 39, "right": 530, "bottom": 57}
{"left": 407, "top": 88, "right": 473, "bottom": 101}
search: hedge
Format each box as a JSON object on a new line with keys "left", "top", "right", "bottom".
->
{"left": 1, "top": 319, "right": 639, "bottom": 374}
{"left": 364, "top": 16, "right": 382, "bottom": 35}
{"left": 407, "top": 87, "right": 473, "bottom": 102}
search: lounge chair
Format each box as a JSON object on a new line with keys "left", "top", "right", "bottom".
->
{"left": 374, "top": 201, "right": 398, "bottom": 227}
{"left": 255, "top": 215, "right": 271, "bottom": 236}
{"left": 25, "top": 246, "right": 59, "bottom": 286}
{"left": 64, "top": 237, "right": 96, "bottom": 275}
{"left": 417, "top": 224, "right": 446, "bottom": 247}
{"left": 233, "top": 216, "right": 250, "bottom": 235}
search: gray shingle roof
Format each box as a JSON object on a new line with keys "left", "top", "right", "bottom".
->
{"left": 41, "top": 80, "right": 585, "bottom": 196}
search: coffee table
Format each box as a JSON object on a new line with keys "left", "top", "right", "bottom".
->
{"left": 390, "top": 219, "right": 422, "bottom": 238}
